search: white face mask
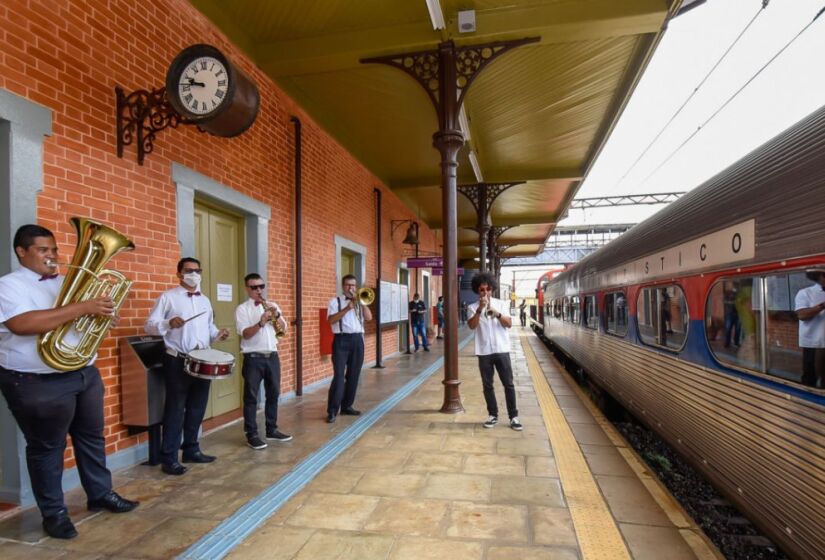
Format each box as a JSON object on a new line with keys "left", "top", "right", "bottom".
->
{"left": 183, "top": 272, "right": 201, "bottom": 289}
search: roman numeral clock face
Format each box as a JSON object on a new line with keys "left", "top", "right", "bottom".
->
{"left": 166, "top": 44, "right": 260, "bottom": 138}
{"left": 178, "top": 56, "right": 228, "bottom": 115}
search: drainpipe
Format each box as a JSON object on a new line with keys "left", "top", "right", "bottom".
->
{"left": 373, "top": 188, "right": 385, "bottom": 368}
{"left": 290, "top": 116, "right": 304, "bottom": 395}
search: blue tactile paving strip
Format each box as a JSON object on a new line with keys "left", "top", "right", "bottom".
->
{"left": 180, "top": 334, "right": 474, "bottom": 560}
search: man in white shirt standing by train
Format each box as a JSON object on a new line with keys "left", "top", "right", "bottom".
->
{"left": 468, "top": 271, "right": 522, "bottom": 431}
{"left": 235, "top": 273, "right": 292, "bottom": 450}
{"left": 795, "top": 270, "right": 825, "bottom": 388}
{"left": 145, "top": 257, "right": 228, "bottom": 476}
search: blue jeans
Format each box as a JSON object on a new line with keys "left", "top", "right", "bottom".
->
{"left": 412, "top": 321, "right": 429, "bottom": 350}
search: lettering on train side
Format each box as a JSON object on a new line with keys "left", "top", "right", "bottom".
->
{"left": 597, "top": 219, "right": 755, "bottom": 288}
{"left": 732, "top": 232, "right": 741, "bottom": 253}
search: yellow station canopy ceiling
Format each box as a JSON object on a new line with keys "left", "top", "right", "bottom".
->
{"left": 191, "top": 0, "right": 686, "bottom": 261}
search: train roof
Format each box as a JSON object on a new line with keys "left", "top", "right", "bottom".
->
{"left": 552, "top": 104, "right": 825, "bottom": 288}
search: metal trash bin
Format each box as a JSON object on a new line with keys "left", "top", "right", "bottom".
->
{"left": 120, "top": 335, "right": 166, "bottom": 464}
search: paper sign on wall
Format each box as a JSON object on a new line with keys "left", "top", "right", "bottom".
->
{"left": 216, "top": 283, "right": 233, "bottom": 302}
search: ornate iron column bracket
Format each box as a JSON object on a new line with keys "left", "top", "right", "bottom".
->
{"left": 362, "top": 38, "right": 539, "bottom": 123}
{"left": 116, "top": 86, "right": 197, "bottom": 165}
{"left": 458, "top": 182, "right": 523, "bottom": 273}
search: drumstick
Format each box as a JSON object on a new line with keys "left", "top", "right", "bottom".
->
{"left": 182, "top": 311, "right": 206, "bottom": 324}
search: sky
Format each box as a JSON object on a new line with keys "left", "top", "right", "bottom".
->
{"left": 561, "top": 0, "right": 825, "bottom": 226}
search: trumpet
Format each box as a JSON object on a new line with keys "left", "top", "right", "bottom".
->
{"left": 261, "top": 299, "right": 286, "bottom": 339}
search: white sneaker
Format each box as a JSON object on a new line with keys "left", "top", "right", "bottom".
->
{"left": 510, "top": 417, "right": 523, "bottom": 431}
{"left": 483, "top": 415, "right": 498, "bottom": 428}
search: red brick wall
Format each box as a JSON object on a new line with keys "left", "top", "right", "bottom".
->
{"left": 0, "top": 0, "right": 442, "bottom": 464}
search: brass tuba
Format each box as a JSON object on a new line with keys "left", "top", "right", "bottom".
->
{"left": 38, "top": 217, "right": 135, "bottom": 371}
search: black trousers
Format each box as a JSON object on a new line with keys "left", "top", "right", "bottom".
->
{"left": 160, "top": 354, "right": 211, "bottom": 464}
{"left": 478, "top": 353, "right": 518, "bottom": 420}
{"left": 327, "top": 333, "right": 364, "bottom": 415}
{"left": 242, "top": 353, "right": 281, "bottom": 437}
{"left": 0, "top": 365, "right": 112, "bottom": 517}
{"left": 802, "top": 347, "right": 825, "bottom": 388}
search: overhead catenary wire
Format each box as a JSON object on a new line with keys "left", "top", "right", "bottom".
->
{"left": 637, "top": 2, "right": 825, "bottom": 189}
{"left": 617, "top": 0, "right": 770, "bottom": 187}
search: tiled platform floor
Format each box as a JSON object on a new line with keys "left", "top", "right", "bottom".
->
{"left": 0, "top": 326, "right": 720, "bottom": 559}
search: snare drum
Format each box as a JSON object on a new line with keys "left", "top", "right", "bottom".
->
{"left": 184, "top": 348, "right": 236, "bottom": 380}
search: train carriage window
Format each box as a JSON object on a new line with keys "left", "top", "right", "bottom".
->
{"left": 705, "top": 277, "right": 763, "bottom": 373}
{"left": 765, "top": 270, "right": 825, "bottom": 388}
{"left": 637, "top": 285, "right": 688, "bottom": 350}
{"left": 553, "top": 298, "right": 562, "bottom": 318}
{"left": 570, "top": 295, "right": 581, "bottom": 324}
{"left": 605, "top": 291, "right": 628, "bottom": 337}
{"left": 584, "top": 295, "right": 598, "bottom": 329}
{"left": 562, "top": 297, "right": 569, "bottom": 321}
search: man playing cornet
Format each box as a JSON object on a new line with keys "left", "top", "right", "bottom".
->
{"left": 467, "top": 272, "right": 522, "bottom": 431}
{"left": 0, "top": 225, "right": 138, "bottom": 540}
{"left": 235, "top": 273, "right": 292, "bottom": 450}
{"left": 326, "top": 274, "right": 372, "bottom": 423}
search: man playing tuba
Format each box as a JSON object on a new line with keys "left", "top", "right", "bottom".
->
{"left": 325, "top": 274, "right": 372, "bottom": 423}
{"left": 0, "top": 225, "right": 138, "bottom": 540}
{"left": 235, "top": 273, "right": 292, "bottom": 450}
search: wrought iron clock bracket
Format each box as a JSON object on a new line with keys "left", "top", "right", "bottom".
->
{"left": 116, "top": 86, "right": 202, "bottom": 165}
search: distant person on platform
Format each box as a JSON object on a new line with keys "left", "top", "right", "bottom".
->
{"left": 326, "top": 274, "right": 373, "bottom": 423}
{"left": 519, "top": 299, "right": 527, "bottom": 327}
{"left": 0, "top": 225, "right": 138, "bottom": 539}
{"left": 468, "top": 272, "right": 522, "bottom": 431}
{"left": 408, "top": 292, "right": 429, "bottom": 351}
{"left": 795, "top": 270, "right": 825, "bottom": 388}
{"left": 436, "top": 295, "right": 445, "bottom": 339}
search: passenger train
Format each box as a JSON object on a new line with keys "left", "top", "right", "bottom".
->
{"left": 536, "top": 106, "right": 825, "bottom": 560}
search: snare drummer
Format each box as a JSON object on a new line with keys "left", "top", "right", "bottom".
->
{"left": 145, "top": 258, "right": 229, "bottom": 476}
{"left": 235, "top": 273, "right": 292, "bottom": 450}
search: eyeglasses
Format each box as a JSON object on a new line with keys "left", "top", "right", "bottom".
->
{"left": 248, "top": 284, "right": 265, "bottom": 290}
{"left": 182, "top": 268, "right": 203, "bottom": 274}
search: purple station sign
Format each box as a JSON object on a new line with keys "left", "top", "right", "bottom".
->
{"left": 406, "top": 257, "right": 443, "bottom": 268}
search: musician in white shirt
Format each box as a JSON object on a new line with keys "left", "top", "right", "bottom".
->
{"left": 325, "top": 274, "right": 372, "bottom": 423}
{"left": 235, "top": 273, "right": 292, "bottom": 450}
{"left": 145, "top": 257, "right": 228, "bottom": 475}
{"left": 468, "top": 272, "right": 522, "bottom": 431}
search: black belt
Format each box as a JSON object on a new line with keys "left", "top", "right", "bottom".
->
{"left": 334, "top": 332, "right": 362, "bottom": 336}
{"left": 165, "top": 348, "right": 187, "bottom": 359}
{"left": 244, "top": 352, "right": 275, "bottom": 358}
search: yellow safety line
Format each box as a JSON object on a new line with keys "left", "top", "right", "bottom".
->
{"left": 523, "top": 335, "right": 723, "bottom": 560}
{"left": 521, "top": 336, "right": 632, "bottom": 560}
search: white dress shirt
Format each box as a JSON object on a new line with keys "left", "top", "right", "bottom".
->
{"left": 795, "top": 284, "right": 825, "bottom": 348}
{"left": 145, "top": 286, "right": 220, "bottom": 354}
{"left": 468, "top": 297, "right": 511, "bottom": 356}
{"left": 327, "top": 296, "right": 364, "bottom": 334}
{"left": 0, "top": 266, "right": 80, "bottom": 373}
{"left": 236, "top": 298, "right": 283, "bottom": 353}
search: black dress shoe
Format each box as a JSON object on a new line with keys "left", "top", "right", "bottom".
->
{"left": 341, "top": 408, "right": 361, "bottom": 416}
{"left": 182, "top": 450, "right": 216, "bottom": 463}
{"left": 326, "top": 414, "right": 336, "bottom": 423}
{"left": 87, "top": 491, "right": 139, "bottom": 513}
{"left": 42, "top": 510, "right": 78, "bottom": 539}
{"left": 161, "top": 462, "right": 188, "bottom": 475}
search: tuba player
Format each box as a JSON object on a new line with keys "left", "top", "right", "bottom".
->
{"left": 0, "top": 225, "right": 138, "bottom": 539}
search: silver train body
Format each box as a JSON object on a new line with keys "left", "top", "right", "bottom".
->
{"left": 540, "top": 106, "right": 825, "bottom": 559}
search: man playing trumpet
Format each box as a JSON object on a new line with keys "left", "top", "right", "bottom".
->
{"left": 326, "top": 274, "right": 372, "bottom": 423}
{"left": 0, "top": 225, "right": 138, "bottom": 539}
{"left": 235, "top": 273, "right": 292, "bottom": 450}
{"left": 467, "top": 272, "right": 522, "bottom": 431}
